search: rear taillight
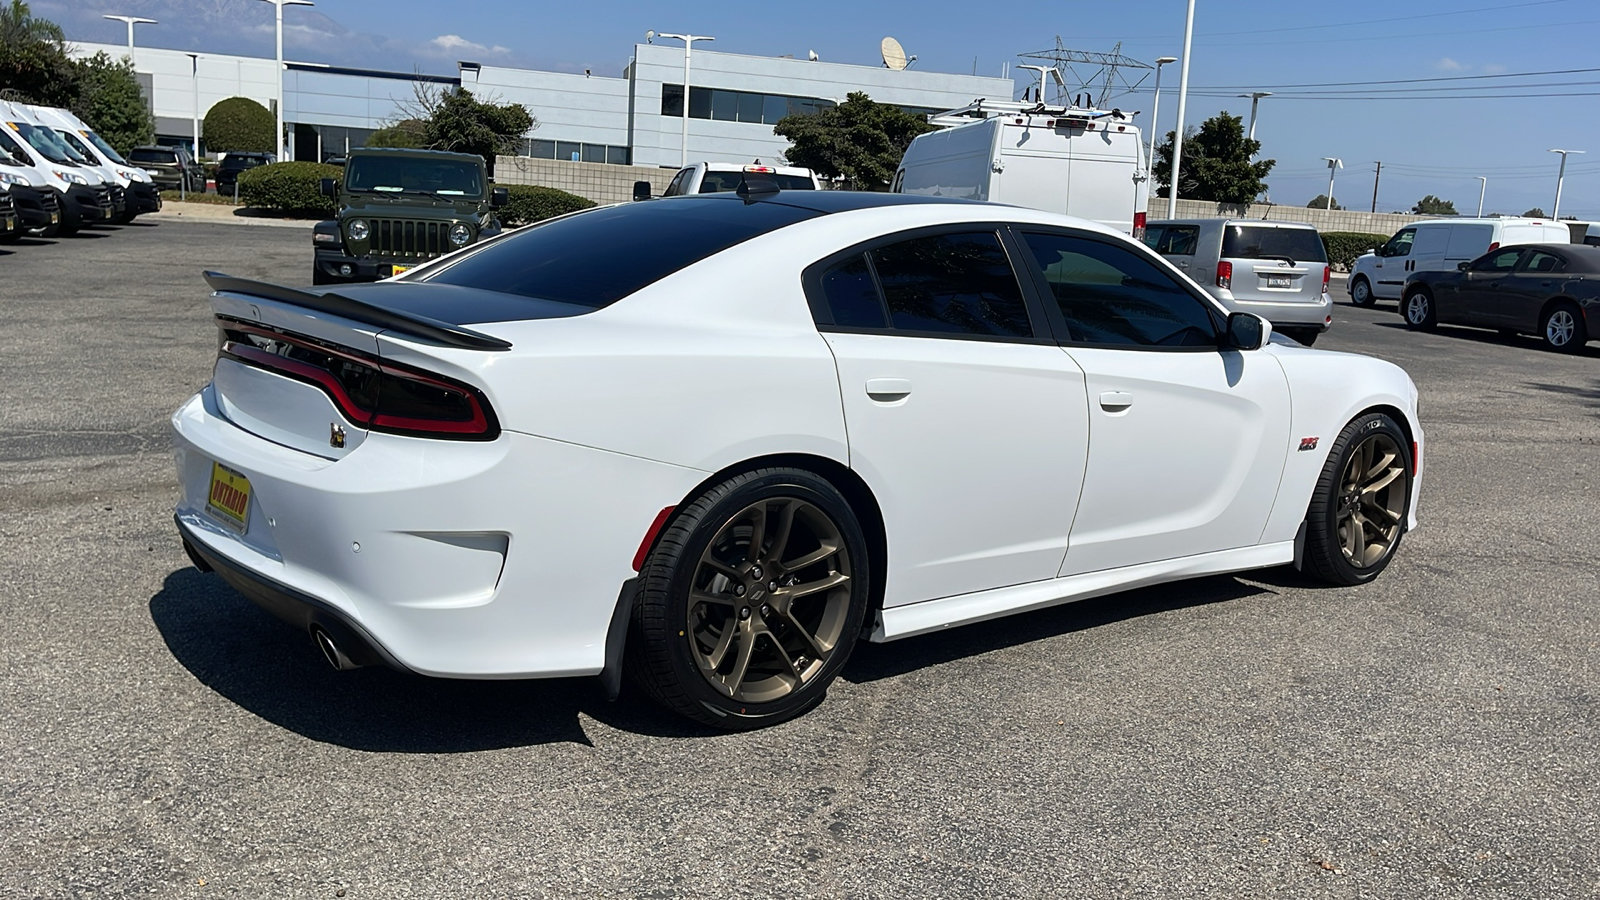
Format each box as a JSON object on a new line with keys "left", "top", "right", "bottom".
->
{"left": 1322, "top": 265, "right": 1331, "bottom": 292}
{"left": 1487, "top": 242, "right": 1500, "bottom": 252}
{"left": 217, "top": 319, "right": 498, "bottom": 440}
{"left": 1216, "top": 261, "right": 1233, "bottom": 289}
{"left": 1133, "top": 211, "right": 1147, "bottom": 241}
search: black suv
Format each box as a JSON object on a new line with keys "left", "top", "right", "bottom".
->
{"left": 129, "top": 145, "right": 207, "bottom": 193}
{"left": 215, "top": 151, "right": 275, "bottom": 196}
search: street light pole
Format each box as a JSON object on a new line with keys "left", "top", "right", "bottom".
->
{"left": 1549, "top": 148, "right": 1585, "bottom": 219}
{"left": 1323, "top": 157, "right": 1343, "bottom": 208}
{"left": 1168, "top": 0, "right": 1196, "bottom": 217}
{"left": 658, "top": 31, "right": 714, "bottom": 167}
{"left": 102, "top": 15, "right": 156, "bottom": 62}
{"left": 1239, "top": 91, "right": 1272, "bottom": 142}
{"left": 258, "top": 0, "right": 314, "bottom": 162}
{"left": 186, "top": 53, "right": 200, "bottom": 165}
{"left": 1147, "top": 56, "right": 1176, "bottom": 167}
{"left": 1475, "top": 176, "right": 1487, "bottom": 217}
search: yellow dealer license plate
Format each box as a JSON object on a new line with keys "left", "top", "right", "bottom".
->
{"left": 205, "top": 462, "right": 252, "bottom": 533}
{"left": 388, "top": 264, "right": 409, "bottom": 277}
{"left": 50, "top": 212, "right": 59, "bottom": 224}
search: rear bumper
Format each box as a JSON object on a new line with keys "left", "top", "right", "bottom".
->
{"left": 1216, "top": 291, "right": 1334, "bottom": 330}
{"left": 170, "top": 385, "right": 703, "bottom": 678}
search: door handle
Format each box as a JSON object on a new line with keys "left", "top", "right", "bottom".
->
{"left": 865, "top": 378, "right": 912, "bottom": 402}
{"left": 1099, "top": 391, "right": 1134, "bottom": 412}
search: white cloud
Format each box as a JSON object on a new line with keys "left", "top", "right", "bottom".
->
{"left": 1435, "top": 57, "right": 1466, "bottom": 71}
{"left": 430, "top": 34, "right": 510, "bottom": 56}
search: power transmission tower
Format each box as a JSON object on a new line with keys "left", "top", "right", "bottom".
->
{"left": 1018, "top": 36, "right": 1154, "bottom": 108}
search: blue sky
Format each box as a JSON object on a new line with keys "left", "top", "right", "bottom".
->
{"left": 42, "top": 0, "right": 1600, "bottom": 217}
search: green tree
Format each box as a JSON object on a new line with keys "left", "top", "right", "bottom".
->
{"left": 1521, "top": 207, "right": 1547, "bottom": 218}
{"left": 203, "top": 96, "right": 274, "bottom": 154}
{"left": 773, "top": 91, "right": 934, "bottom": 190}
{"left": 419, "top": 89, "right": 532, "bottom": 176}
{"left": 0, "top": 0, "right": 77, "bottom": 106}
{"left": 1307, "top": 194, "right": 1342, "bottom": 210}
{"left": 1412, "top": 195, "right": 1458, "bottom": 215}
{"left": 367, "top": 123, "right": 422, "bottom": 149}
{"left": 1152, "top": 112, "right": 1275, "bottom": 205}
{"left": 69, "top": 52, "right": 152, "bottom": 155}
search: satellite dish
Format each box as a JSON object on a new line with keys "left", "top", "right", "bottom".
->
{"left": 807, "top": 49, "right": 819, "bottom": 62}
{"left": 881, "top": 36, "right": 907, "bottom": 70}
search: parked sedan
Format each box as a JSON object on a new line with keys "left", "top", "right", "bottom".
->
{"left": 171, "top": 191, "right": 1424, "bottom": 729}
{"left": 1400, "top": 243, "right": 1600, "bottom": 352}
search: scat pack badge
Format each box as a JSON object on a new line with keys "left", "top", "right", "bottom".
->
{"left": 1298, "top": 436, "right": 1320, "bottom": 452}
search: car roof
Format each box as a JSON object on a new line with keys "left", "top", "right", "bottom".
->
{"left": 1149, "top": 219, "right": 1319, "bottom": 230}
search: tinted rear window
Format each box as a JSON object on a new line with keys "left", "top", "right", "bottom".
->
{"left": 1221, "top": 226, "right": 1326, "bottom": 263}
{"left": 130, "top": 148, "right": 177, "bottom": 164}
{"left": 417, "top": 198, "right": 820, "bottom": 308}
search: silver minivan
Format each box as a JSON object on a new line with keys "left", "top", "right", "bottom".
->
{"left": 1145, "top": 219, "right": 1332, "bottom": 345}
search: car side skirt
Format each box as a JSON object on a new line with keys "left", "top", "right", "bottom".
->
{"left": 872, "top": 541, "right": 1295, "bottom": 642}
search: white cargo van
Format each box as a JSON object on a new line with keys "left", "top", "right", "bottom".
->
{"left": 0, "top": 99, "right": 114, "bottom": 233}
{"left": 1349, "top": 217, "right": 1572, "bottom": 306}
{"left": 0, "top": 124, "right": 62, "bottom": 235}
{"left": 28, "top": 105, "right": 160, "bottom": 223}
{"left": 892, "top": 100, "right": 1149, "bottom": 236}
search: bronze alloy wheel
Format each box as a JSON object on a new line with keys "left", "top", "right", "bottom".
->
{"left": 687, "top": 497, "right": 854, "bottom": 703}
{"left": 630, "top": 467, "right": 870, "bottom": 729}
{"left": 1334, "top": 431, "right": 1407, "bottom": 569}
{"left": 1303, "top": 412, "right": 1413, "bottom": 586}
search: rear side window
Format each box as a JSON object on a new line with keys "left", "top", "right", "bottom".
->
{"left": 418, "top": 199, "right": 819, "bottom": 308}
{"left": 1521, "top": 250, "right": 1566, "bottom": 273}
{"left": 1152, "top": 225, "right": 1201, "bottom": 256}
{"left": 869, "top": 232, "right": 1033, "bottom": 338}
{"left": 1472, "top": 248, "right": 1524, "bottom": 272}
{"left": 1221, "top": 226, "right": 1326, "bottom": 263}
{"left": 818, "top": 256, "right": 887, "bottom": 328}
{"left": 1022, "top": 232, "right": 1218, "bottom": 348}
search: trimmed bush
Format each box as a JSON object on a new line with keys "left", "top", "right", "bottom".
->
{"left": 238, "top": 161, "right": 343, "bottom": 214}
{"left": 499, "top": 184, "right": 595, "bottom": 227}
{"left": 1321, "top": 231, "right": 1390, "bottom": 272}
{"left": 204, "top": 97, "right": 275, "bottom": 155}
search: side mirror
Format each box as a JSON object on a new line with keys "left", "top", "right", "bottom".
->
{"left": 1225, "top": 312, "right": 1270, "bottom": 351}
{"left": 319, "top": 177, "right": 337, "bottom": 199}
{"left": 491, "top": 186, "right": 508, "bottom": 208}
{"left": 1457, "top": 260, "right": 1470, "bottom": 271}
{"left": 633, "top": 180, "right": 652, "bottom": 202}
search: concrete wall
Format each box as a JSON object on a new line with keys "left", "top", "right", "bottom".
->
{"left": 493, "top": 156, "right": 676, "bottom": 205}
{"left": 1149, "top": 197, "right": 1425, "bottom": 235}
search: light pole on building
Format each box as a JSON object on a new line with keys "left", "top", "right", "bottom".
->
{"left": 657, "top": 31, "right": 714, "bottom": 167}
{"left": 1239, "top": 91, "right": 1272, "bottom": 142}
{"left": 258, "top": 0, "right": 314, "bottom": 161}
{"left": 1168, "top": 0, "right": 1197, "bottom": 217}
{"left": 1475, "top": 176, "right": 1487, "bottom": 217}
{"left": 102, "top": 15, "right": 156, "bottom": 63}
{"left": 1147, "top": 56, "right": 1176, "bottom": 167}
{"left": 1549, "top": 148, "right": 1585, "bottom": 219}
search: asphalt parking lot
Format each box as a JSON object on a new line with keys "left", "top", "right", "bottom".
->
{"left": 3, "top": 218, "right": 1598, "bottom": 899}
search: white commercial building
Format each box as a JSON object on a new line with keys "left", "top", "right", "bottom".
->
{"left": 70, "top": 38, "right": 1013, "bottom": 169}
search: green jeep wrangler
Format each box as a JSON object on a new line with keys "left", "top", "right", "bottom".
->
{"left": 312, "top": 147, "right": 508, "bottom": 285}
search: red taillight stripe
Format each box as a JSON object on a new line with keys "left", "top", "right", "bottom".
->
{"left": 632, "top": 506, "right": 676, "bottom": 572}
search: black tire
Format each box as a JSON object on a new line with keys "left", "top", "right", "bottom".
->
{"left": 1402, "top": 287, "right": 1436, "bottom": 331}
{"left": 1350, "top": 276, "right": 1375, "bottom": 307}
{"left": 1303, "top": 413, "right": 1413, "bottom": 586}
{"left": 1280, "top": 327, "right": 1319, "bottom": 347}
{"left": 1540, "top": 301, "right": 1588, "bottom": 353}
{"left": 58, "top": 224, "right": 79, "bottom": 236}
{"left": 629, "top": 467, "right": 871, "bottom": 730}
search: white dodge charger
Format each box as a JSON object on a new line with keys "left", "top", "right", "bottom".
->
{"left": 172, "top": 188, "right": 1423, "bottom": 729}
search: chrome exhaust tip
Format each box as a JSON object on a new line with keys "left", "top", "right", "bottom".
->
{"left": 311, "top": 626, "right": 364, "bottom": 671}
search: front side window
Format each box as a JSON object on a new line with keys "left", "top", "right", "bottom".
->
{"left": 1472, "top": 248, "right": 1524, "bottom": 273}
{"left": 867, "top": 232, "right": 1033, "bottom": 338}
{"left": 1022, "top": 232, "right": 1218, "bottom": 348}
{"left": 1384, "top": 229, "right": 1415, "bottom": 258}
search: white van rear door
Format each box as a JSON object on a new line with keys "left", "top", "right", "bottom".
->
{"left": 1067, "top": 127, "right": 1140, "bottom": 234}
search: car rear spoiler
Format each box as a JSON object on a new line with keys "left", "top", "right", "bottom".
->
{"left": 201, "top": 271, "right": 513, "bottom": 351}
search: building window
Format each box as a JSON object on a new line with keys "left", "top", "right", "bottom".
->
{"left": 556, "top": 141, "right": 581, "bottom": 162}
{"left": 521, "top": 139, "right": 628, "bottom": 165}
{"left": 660, "top": 84, "right": 684, "bottom": 117}
{"left": 662, "top": 84, "right": 835, "bottom": 124}
{"left": 606, "top": 146, "right": 630, "bottom": 165}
